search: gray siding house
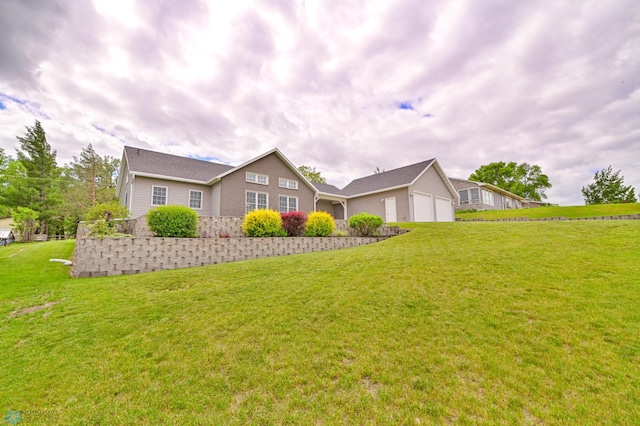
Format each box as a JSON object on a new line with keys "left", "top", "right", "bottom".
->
{"left": 449, "top": 178, "right": 524, "bottom": 211}
{"left": 116, "top": 146, "right": 458, "bottom": 222}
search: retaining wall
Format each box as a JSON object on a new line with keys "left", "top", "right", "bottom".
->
{"left": 72, "top": 235, "right": 383, "bottom": 278}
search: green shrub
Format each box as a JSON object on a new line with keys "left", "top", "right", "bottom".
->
{"left": 348, "top": 212, "right": 384, "bottom": 237}
{"left": 305, "top": 211, "right": 335, "bottom": 237}
{"left": 147, "top": 205, "right": 199, "bottom": 237}
{"left": 87, "top": 218, "right": 116, "bottom": 238}
{"left": 86, "top": 201, "right": 130, "bottom": 221}
{"left": 242, "top": 209, "right": 283, "bottom": 237}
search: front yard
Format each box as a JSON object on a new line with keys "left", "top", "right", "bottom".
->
{"left": 1, "top": 221, "right": 639, "bottom": 424}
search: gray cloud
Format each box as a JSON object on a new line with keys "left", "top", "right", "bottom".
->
{"left": 1, "top": 0, "right": 639, "bottom": 205}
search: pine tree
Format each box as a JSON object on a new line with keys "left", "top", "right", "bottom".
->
{"left": 15, "top": 120, "right": 62, "bottom": 234}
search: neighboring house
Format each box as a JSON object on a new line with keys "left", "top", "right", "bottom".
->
{"left": 449, "top": 178, "right": 524, "bottom": 211}
{"left": 116, "top": 146, "right": 458, "bottom": 222}
{"left": 522, "top": 199, "right": 550, "bottom": 208}
{"left": 315, "top": 160, "right": 458, "bottom": 222}
{"left": 0, "top": 230, "right": 15, "bottom": 247}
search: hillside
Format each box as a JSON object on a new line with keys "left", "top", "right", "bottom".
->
{"left": 456, "top": 203, "right": 640, "bottom": 220}
{"left": 2, "top": 222, "right": 640, "bottom": 424}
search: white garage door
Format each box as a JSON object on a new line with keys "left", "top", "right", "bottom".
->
{"left": 414, "top": 193, "right": 434, "bottom": 222}
{"left": 435, "top": 197, "right": 453, "bottom": 222}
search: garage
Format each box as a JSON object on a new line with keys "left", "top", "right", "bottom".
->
{"left": 435, "top": 197, "right": 454, "bottom": 222}
{"left": 413, "top": 193, "right": 434, "bottom": 222}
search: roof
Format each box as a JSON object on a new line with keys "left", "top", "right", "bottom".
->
{"left": 312, "top": 182, "right": 343, "bottom": 195}
{"left": 340, "top": 159, "right": 436, "bottom": 196}
{"left": 0, "top": 230, "right": 14, "bottom": 239}
{"left": 448, "top": 177, "right": 526, "bottom": 201}
{"left": 124, "top": 146, "right": 234, "bottom": 183}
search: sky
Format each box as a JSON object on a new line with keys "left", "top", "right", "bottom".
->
{"left": 0, "top": 0, "right": 638, "bottom": 206}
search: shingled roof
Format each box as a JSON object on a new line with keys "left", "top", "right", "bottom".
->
{"left": 339, "top": 159, "right": 436, "bottom": 196}
{"left": 124, "top": 146, "right": 233, "bottom": 182}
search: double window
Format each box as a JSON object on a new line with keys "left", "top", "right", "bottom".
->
{"left": 246, "top": 191, "right": 268, "bottom": 213}
{"left": 278, "top": 178, "right": 298, "bottom": 190}
{"left": 246, "top": 172, "right": 269, "bottom": 185}
{"left": 152, "top": 186, "right": 168, "bottom": 206}
{"left": 458, "top": 188, "right": 481, "bottom": 205}
{"left": 189, "top": 190, "right": 203, "bottom": 210}
{"left": 278, "top": 195, "right": 298, "bottom": 213}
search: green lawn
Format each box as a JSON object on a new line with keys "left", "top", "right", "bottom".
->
{"left": 456, "top": 202, "right": 640, "bottom": 220}
{"left": 2, "top": 221, "right": 640, "bottom": 424}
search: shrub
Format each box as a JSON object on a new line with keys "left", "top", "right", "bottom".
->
{"left": 86, "top": 201, "right": 130, "bottom": 221}
{"left": 12, "top": 207, "right": 38, "bottom": 242}
{"left": 242, "top": 209, "right": 283, "bottom": 237}
{"left": 348, "top": 212, "right": 384, "bottom": 237}
{"left": 88, "top": 218, "right": 116, "bottom": 238}
{"left": 147, "top": 205, "right": 199, "bottom": 237}
{"left": 305, "top": 211, "right": 335, "bottom": 237}
{"left": 281, "top": 211, "right": 307, "bottom": 236}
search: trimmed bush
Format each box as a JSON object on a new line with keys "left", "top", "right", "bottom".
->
{"left": 305, "top": 211, "right": 335, "bottom": 237}
{"left": 147, "top": 205, "right": 199, "bottom": 237}
{"left": 242, "top": 209, "right": 283, "bottom": 237}
{"left": 348, "top": 212, "right": 384, "bottom": 237}
{"left": 281, "top": 211, "right": 307, "bottom": 236}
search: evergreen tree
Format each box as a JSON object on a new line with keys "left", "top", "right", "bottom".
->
{"left": 15, "top": 120, "right": 62, "bottom": 234}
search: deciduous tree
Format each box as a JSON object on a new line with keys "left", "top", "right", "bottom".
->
{"left": 581, "top": 166, "right": 637, "bottom": 205}
{"left": 469, "top": 161, "right": 552, "bottom": 201}
{"left": 297, "top": 165, "right": 327, "bottom": 184}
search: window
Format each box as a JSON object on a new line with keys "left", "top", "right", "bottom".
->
{"left": 189, "top": 190, "right": 203, "bottom": 210}
{"left": 152, "top": 186, "right": 167, "bottom": 206}
{"left": 246, "top": 172, "right": 269, "bottom": 185}
{"left": 279, "top": 178, "right": 298, "bottom": 190}
{"left": 469, "top": 188, "right": 480, "bottom": 204}
{"left": 481, "top": 189, "right": 494, "bottom": 206}
{"left": 279, "top": 195, "right": 298, "bottom": 213}
{"left": 459, "top": 190, "right": 469, "bottom": 205}
{"left": 246, "top": 191, "right": 268, "bottom": 213}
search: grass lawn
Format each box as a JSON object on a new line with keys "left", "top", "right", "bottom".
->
{"left": 456, "top": 202, "right": 640, "bottom": 220}
{"left": 2, "top": 221, "right": 640, "bottom": 424}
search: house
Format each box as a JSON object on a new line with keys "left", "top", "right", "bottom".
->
{"left": 448, "top": 178, "right": 524, "bottom": 211}
{"left": 116, "top": 146, "right": 458, "bottom": 222}
{"left": 0, "top": 230, "right": 15, "bottom": 246}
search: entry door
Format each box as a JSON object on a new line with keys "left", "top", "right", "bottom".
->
{"left": 385, "top": 197, "right": 397, "bottom": 222}
{"left": 414, "top": 193, "right": 434, "bottom": 222}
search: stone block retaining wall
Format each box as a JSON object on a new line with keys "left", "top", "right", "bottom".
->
{"left": 72, "top": 235, "right": 383, "bottom": 278}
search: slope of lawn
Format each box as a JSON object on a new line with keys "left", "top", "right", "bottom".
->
{"left": 456, "top": 202, "right": 640, "bottom": 220}
{"left": 2, "top": 221, "right": 640, "bottom": 424}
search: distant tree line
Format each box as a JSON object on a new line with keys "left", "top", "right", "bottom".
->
{"left": 0, "top": 120, "right": 120, "bottom": 237}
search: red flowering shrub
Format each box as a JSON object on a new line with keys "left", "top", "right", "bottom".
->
{"left": 280, "top": 211, "right": 307, "bottom": 236}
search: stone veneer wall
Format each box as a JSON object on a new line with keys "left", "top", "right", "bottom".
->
{"left": 72, "top": 236, "right": 383, "bottom": 278}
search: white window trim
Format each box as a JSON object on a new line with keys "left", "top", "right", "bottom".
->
{"left": 151, "top": 185, "right": 168, "bottom": 206}
{"left": 279, "top": 178, "right": 298, "bottom": 190}
{"left": 246, "top": 172, "right": 269, "bottom": 185}
{"left": 278, "top": 195, "right": 298, "bottom": 213}
{"left": 189, "top": 190, "right": 203, "bottom": 210}
{"left": 246, "top": 190, "right": 269, "bottom": 213}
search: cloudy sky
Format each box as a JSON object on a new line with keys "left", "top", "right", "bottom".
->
{"left": 1, "top": 0, "right": 638, "bottom": 205}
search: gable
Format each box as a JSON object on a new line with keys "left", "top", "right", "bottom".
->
{"left": 341, "top": 160, "right": 435, "bottom": 197}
